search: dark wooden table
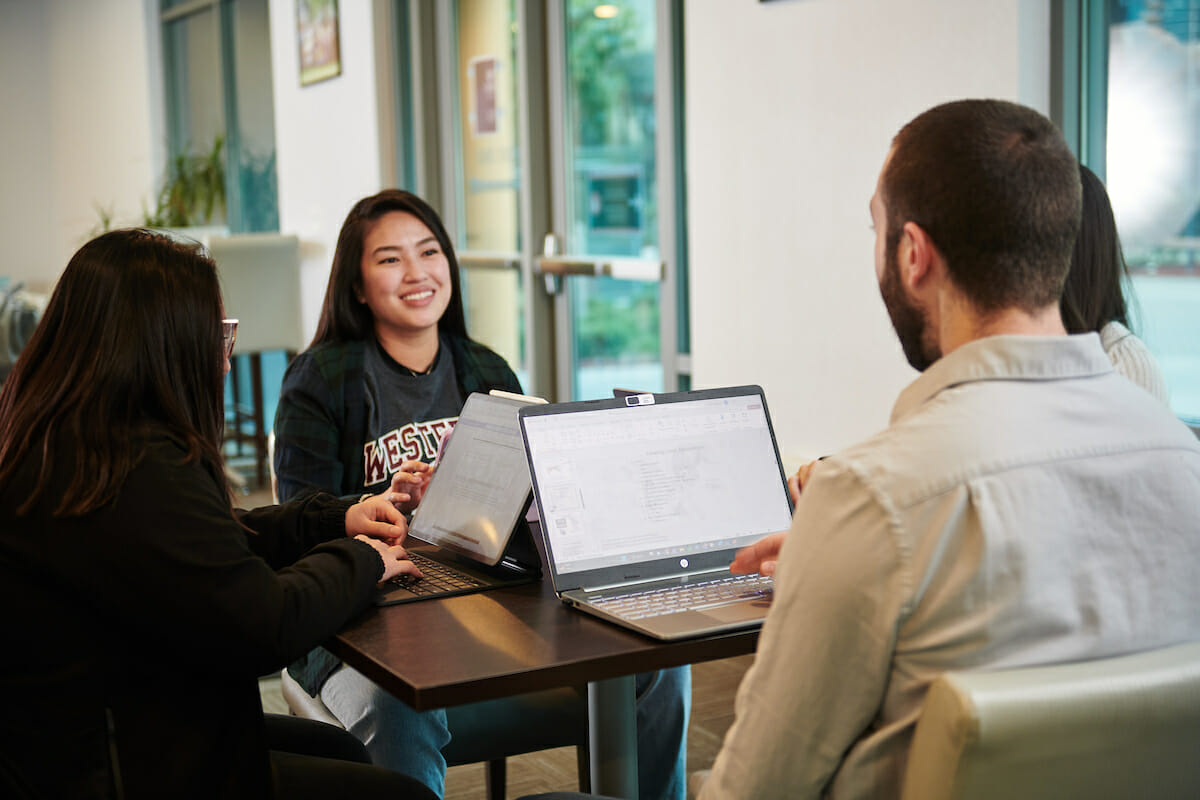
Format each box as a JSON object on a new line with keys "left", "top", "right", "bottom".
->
{"left": 328, "top": 529, "right": 761, "bottom": 798}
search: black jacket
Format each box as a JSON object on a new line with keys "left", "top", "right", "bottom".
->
{"left": 0, "top": 431, "right": 382, "bottom": 798}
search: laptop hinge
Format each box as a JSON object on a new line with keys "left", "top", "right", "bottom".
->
{"left": 500, "top": 555, "right": 538, "bottom": 575}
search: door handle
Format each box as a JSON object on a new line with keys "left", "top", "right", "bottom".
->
{"left": 536, "top": 232, "right": 663, "bottom": 282}
{"left": 456, "top": 251, "right": 521, "bottom": 271}
{"left": 535, "top": 256, "right": 664, "bottom": 281}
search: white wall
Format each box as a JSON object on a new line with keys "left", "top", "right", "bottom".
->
{"left": 0, "top": 0, "right": 398, "bottom": 337}
{"left": 685, "top": 0, "right": 1051, "bottom": 466}
{"left": 267, "top": 0, "right": 395, "bottom": 342}
{"left": 0, "top": 0, "right": 159, "bottom": 291}
{"left": 1, "top": 0, "right": 1056, "bottom": 461}
{"left": 0, "top": 0, "right": 54, "bottom": 289}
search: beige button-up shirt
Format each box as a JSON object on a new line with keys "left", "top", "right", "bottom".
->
{"left": 702, "top": 334, "right": 1200, "bottom": 799}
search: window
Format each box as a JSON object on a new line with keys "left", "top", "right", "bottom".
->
{"left": 160, "top": 0, "right": 279, "bottom": 233}
{"left": 1065, "top": 0, "right": 1200, "bottom": 426}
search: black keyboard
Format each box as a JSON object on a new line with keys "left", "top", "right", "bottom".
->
{"left": 387, "top": 551, "right": 486, "bottom": 596}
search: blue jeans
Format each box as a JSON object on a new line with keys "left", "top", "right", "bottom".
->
{"left": 632, "top": 665, "right": 691, "bottom": 800}
{"left": 321, "top": 664, "right": 690, "bottom": 799}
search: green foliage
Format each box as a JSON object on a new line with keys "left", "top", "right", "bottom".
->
{"left": 299, "top": 0, "right": 337, "bottom": 21}
{"left": 91, "top": 137, "right": 280, "bottom": 236}
{"left": 564, "top": 1, "right": 661, "bottom": 364}
{"left": 565, "top": 1, "right": 649, "bottom": 148}
{"left": 142, "top": 136, "right": 227, "bottom": 228}
{"left": 565, "top": 0, "right": 657, "bottom": 254}
{"left": 575, "top": 282, "right": 659, "bottom": 361}
{"left": 88, "top": 203, "right": 116, "bottom": 238}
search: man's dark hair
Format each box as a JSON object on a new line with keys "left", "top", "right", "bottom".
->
{"left": 882, "top": 99, "right": 1082, "bottom": 314}
{"left": 1061, "top": 163, "right": 1130, "bottom": 334}
{"left": 312, "top": 189, "right": 467, "bottom": 347}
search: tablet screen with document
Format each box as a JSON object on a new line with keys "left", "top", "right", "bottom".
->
{"left": 406, "top": 391, "right": 542, "bottom": 565}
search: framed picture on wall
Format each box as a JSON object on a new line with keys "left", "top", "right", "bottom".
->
{"left": 297, "top": 0, "right": 342, "bottom": 86}
{"left": 469, "top": 56, "right": 499, "bottom": 136}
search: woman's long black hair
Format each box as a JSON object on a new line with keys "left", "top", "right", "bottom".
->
{"left": 1061, "top": 164, "right": 1130, "bottom": 334}
{"left": 0, "top": 229, "right": 228, "bottom": 516}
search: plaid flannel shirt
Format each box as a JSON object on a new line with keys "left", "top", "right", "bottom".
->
{"left": 276, "top": 332, "right": 522, "bottom": 695}
{"left": 273, "top": 333, "right": 521, "bottom": 503}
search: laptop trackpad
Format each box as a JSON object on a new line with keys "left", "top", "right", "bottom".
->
{"left": 701, "top": 599, "right": 772, "bottom": 624}
{"left": 642, "top": 601, "right": 770, "bottom": 639}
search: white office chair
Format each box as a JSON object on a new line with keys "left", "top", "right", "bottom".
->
{"left": 901, "top": 641, "right": 1200, "bottom": 800}
{"left": 211, "top": 233, "right": 304, "bottom": 488}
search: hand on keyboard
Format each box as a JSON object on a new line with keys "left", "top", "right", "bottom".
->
{"left": 387, "top": 552, "right": 485, "bottom": 596}
{"left": 730, "top": 532, "right": 786, "bottom": 577}
{"left": 355, "top": 535, "right": 423, "bottom": 582}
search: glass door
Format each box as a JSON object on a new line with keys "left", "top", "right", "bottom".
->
{"left": 428, "top": 0, "right": 682, "bottom": 401}
{"left": 542, "top": 0, "right": 672, "bottom": 400}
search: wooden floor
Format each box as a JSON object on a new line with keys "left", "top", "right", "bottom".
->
{"left": 259, "top": 654, "right": 752, "bottom": 800}
{"left": 243, "top": 478, "right": 752, "bottom": 799}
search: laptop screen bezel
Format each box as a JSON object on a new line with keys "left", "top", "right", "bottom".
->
{"left": 519, "top": 385, "right": 795, "bottom": 592}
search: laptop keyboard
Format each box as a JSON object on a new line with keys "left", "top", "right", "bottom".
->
{"left": 591, "top": 573, "right": 774, "bottom": 620}
{"left": 387, "top": 551, "right": 485, "bottom": 596}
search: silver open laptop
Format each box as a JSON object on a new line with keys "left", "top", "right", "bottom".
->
{"left": 518, "top": 385, "right": 794, "bottom": 640}
{"left": 375, "top": 391, "right": 545, "bottom": 606}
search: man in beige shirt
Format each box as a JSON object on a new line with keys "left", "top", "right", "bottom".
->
{"left": 696, "top": 99, "right": 1200, "bottom": 798}
{"left": 517, "top": 100, "right": 1200, "bottom": 800}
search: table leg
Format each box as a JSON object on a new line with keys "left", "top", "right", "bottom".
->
{"left": 588, "top": 674, "right": 638, "bottom": 799}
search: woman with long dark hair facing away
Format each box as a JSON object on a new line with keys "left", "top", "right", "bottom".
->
{"left": 1062, "top": 164, "right": 1169, "bottom": 402}
{"left": 0, "top": 229, "right": 435, "bottom": 799}
{"left": 274, "top": 189, "right": 691, "bottom": 799}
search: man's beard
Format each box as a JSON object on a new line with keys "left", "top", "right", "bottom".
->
{"left": 879, "top": 248, "right": 938, "bottom": 371}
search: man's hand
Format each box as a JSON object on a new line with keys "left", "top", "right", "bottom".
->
{"left": 730, "top": 532, "right": 787, "bottom": 577}
{"left": 386, "top": 460, "right": 434, "bottom": 512}
{"left": 346, "top": 494, "right": 408, "bottom": 545}
{"left": 787, "top": 459, "right": 820, "bottom": 506}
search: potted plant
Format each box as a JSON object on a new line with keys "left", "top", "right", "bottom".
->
{"left": 142, "top": 135, "right": 228, "bottom": 232}
{"left": 92, "top": 136, "right": 228, "bottom": 239}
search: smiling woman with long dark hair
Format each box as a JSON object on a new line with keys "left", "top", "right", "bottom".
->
{"left": 273, "top": 189, "right": 692, "bottom": 799}
{"left": 0, "top": 229, "right": 432, "bottom": 799}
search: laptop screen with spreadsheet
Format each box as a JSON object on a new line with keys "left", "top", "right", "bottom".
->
{"left": 519, "top": 385, "right": 794, "bottom": 591}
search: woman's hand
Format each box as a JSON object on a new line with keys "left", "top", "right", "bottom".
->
{"left": 353, "top": 535, "right": 423, "bottom": 581}
{"left": 346, "top": 494, "right": 408, "bottom": 545}
{"left": 386, "top": 460, "right": 434, "bottom": 512}
{"left": 346, "top": 496, "right": 421, "bottom": 580}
